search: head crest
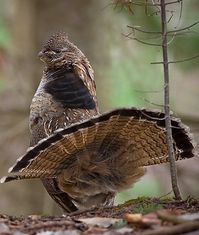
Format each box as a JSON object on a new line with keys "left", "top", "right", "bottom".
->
{"left": 44, "top": 32, "right": 69, "bottom": 51}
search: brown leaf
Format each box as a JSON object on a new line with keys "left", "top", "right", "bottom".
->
{"left": 124, "top": 213, "right": 160, "bottom": 228}
{"left": 124, "top": 213, "right": 142, "bottom": 223}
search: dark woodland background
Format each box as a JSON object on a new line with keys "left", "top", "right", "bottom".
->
{"left": 0, "top": 0, "right": 198, "bottom": 215}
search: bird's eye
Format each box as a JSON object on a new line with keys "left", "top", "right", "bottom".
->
{"left": 53, "top": 49, "right": 61, "bottom": 53}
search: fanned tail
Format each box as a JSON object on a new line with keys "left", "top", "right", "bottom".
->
{"left": 1, "top": 108, "right": 196, "bottom": 187}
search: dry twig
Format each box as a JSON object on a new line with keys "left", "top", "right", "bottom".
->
{"left": 160, "top": 0, "right": 182, "bottom": 200}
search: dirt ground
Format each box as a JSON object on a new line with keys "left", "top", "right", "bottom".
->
{"left": 0, "top": 197, "right": 199, "bottom": 235}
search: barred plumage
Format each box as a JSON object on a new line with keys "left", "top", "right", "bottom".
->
{"left": 1, "top": 32, "right": 196, "bottom": 212}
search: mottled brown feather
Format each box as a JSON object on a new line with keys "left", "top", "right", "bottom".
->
{"left": 1, "top": 32, "right": 196, "bottom": 212}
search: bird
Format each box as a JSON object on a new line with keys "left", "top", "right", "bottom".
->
{"left": 1, "top": 32, "right": 196, "bottom": 213}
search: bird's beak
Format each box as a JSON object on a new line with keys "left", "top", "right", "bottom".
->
{"left": 38, "top": 51, "right": 47, "bottom": 63}
{"left": 38, "top": 51, "right": 44, "bottom": 58}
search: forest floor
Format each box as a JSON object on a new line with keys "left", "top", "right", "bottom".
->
{"left": 1, "top": 197, "right": 199, "bottom": 235}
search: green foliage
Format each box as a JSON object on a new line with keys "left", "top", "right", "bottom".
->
{"left": 116, "top": 196, "right": 164, "bottom": 214}
{"left": 109, "top": 43, "right": 164, "bottom": 108}
{"left": 116, "top": 178, "right": 162, "bottom": 205}
{"left": 132, "top": 202, "right": 163, "bottom": 214}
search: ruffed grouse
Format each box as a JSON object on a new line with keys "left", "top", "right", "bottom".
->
{"left": 1, "top": 32, "right": 195, "bottom": 212}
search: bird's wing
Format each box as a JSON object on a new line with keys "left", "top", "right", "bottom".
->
{"left": 44, "top": 62, "right": 97, "bottom": 110}
{"left": 73, "top": 58, "right": 98, "bottom": 108}
{"left": 1, "top": 108, "right": 196, "bottom": 184}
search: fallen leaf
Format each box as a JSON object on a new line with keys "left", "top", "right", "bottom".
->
{"left": 78, "top": 217, "right": 120, "bottom": 228}
{"left": 124, "top": 213, "right": 142, "bottom": 223}
{"left": 179, "top": 213, "right": 199, "bottom": 221}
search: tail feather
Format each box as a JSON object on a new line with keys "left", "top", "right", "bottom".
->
{"left": 1, "top": 108, "right": 196, "bottom": 184}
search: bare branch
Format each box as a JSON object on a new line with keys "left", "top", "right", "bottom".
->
{"left": 133, "top": 37, "right": 161, "bottom": 46}
{"left": 169, "top": 54, "right": 199, "bottom": 64}
{"left": 166, "top": 2, "right": 183, "bottom": 46}
{"left": 167, "top": 11, "right": 174, "bottom": 23}
{"left": 168, "top": 31, "right": 199, "bottom": 37}
{"left": 151, "top": 54, "right": 199, "bottom": 64}
{"left": 165, "top": 0, "right": 182, "bottom": 6}
{"left": 120, "top": 0, "right": 197, "bottom": 201}
{"left": 133, "top": 88, "right": 164, "bottom": 93}
{"left": 178, "top": 0, "right": 183, "bottom": 24}
{"left": 142, "top": 98, "right": 164, "bottom": 107}
{"left": 160, "top": 0, "right": 182, "bottom": 200}
{"left": 167, "top": 21, "right": 199, "bottom": 34}
{"left": 127, "top": 25, "right": 161, "bottom": 34}
{"left": 125, "top": 35, "right": 161, "bottom": 46}
{"left": 140, "top": 110, "right": 166, "bottom": 121}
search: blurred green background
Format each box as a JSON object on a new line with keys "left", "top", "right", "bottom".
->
{"left": 0, "top": 0, "right": 198, "bottom": 215}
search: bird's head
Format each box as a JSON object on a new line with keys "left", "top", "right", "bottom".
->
{"left": 38, "top": 32, "right": 81, "bottom": 68}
